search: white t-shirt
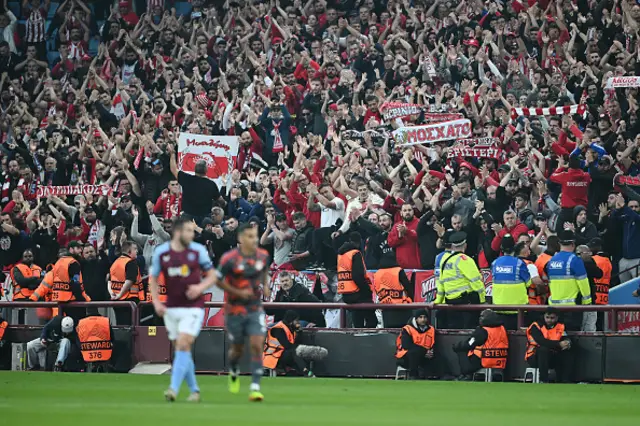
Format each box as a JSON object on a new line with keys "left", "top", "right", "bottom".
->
{"left": 527, "top": 263, "right": 540, "bottom": 280}
{"left": 319, "top": 197, "right": 345, "bottom": 228}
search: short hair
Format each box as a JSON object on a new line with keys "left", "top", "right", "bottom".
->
{"left": 319, "top": 182, "right": 332, "bottom": 191}
{"left": 292, "top": 212, "right": 306, "bottom": 221}
{"left": 568, "top": 155, "right": 581, "bottom": 169}
{"left": 503, "top": 210, "right": 516, "bottom": 217}
{"left": 546, "top": 235, "right": 561, "bottom": 253}
{"left": 173, "top": 216, "right": 193, "bottom": 231}
{"left": 349, "top": 232, "right": 362, "bottom": 245}
{"left": 194, "top": 160, "right": 207, "bottom": 175}
{"left": 279, "top": 271, "right": 292, "bottom": 281}
{"left": 121, "top": 240, "right": 137, "bottom": 254}
{"left": 237, "top": 222, "right": 255, "bottom": 235}
{"left": 515, "top": 192, "right": 528, "bottom": 201}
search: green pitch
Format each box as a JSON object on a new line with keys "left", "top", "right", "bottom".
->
{"left": 0, "top": 372, "right": 638, "bottom": 425}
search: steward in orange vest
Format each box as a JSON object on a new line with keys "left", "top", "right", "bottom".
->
{"left": 0, "top": 315, "right": 7, "bottom": 345}
{"left": 589, "top": 239, "right": 612, "bottom": 306}
{"left": 30, "top": 270, "right": 57, "bottom": 319}
{"left": 76, "top": 316, "right": 113, "bottom": 368}
{"left": 395, "top": 309, "right": 436, "bottom": 379}
{"left": 525, "top": 309, "right": 573, "bottom": 383}
{"left": 108, "top": 241, "right": 143, "bottom": 302}
{"left": 146, "top": 272, "right": 167, "bottom": 303}
{"left": 533, "top": 236, "right": 560, "bottom": 305}
{"left": 374, "top": 260, "right": 413, "bottom": 328}
{"left": 263, "top": 311, "right": 306, "bottom": 374}
{"left": 337, "top": 233, "right": 377, "bottom": 328}
{"left": 10, "top": 249, "right": 44, "bottom": 300}
{"left": 453, "top": 309, "right": 509, "bottom": 379}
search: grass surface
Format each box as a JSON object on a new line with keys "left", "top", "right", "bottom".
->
{"left": 0, "top": 372, "right": 638, "bottom": 425}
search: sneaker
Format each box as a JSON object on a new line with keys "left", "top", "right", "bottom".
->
{"left": 228, "top": 373, "right": 240, "bottom": 394}
{"left": 53, "top": 362, "right": 63, "bottom": 372}
{"left": 164, "top": 389, "right": 177, "bottom": 402}
{"left": 248, "top": 391, "right": 264, "bottom": 402}
{"left": 186, "top": 392, "right": 201, "bottom": 403}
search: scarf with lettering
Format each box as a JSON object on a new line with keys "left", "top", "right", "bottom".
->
{"left": 272, "top": 120, "right": 284, "bottom": 153}
{"left": 164, "top": 192, "right": 182, "bottom": 219}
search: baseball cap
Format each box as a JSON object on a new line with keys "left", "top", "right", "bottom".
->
{"left": 535, "top": 212, "right": 547, "bottom": 221}
{"left": 61, "top": 316, "right": 75, "bottom": 334}
{"left": 559, "top": 230, "right": 576, "bottom": 244}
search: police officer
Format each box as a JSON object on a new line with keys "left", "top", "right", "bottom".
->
{"left": 546, "top": 230, "right": 592, "bottom": 331}
{"left": 435, "top": 232, "right": 486, "bottom": 329}
{"left": 491, "top": 235, "right": 531, "bottom": 330}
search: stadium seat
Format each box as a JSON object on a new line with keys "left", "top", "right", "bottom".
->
{"left": 394, "top": 365, "right": 408, "bottom": 380}
{"left": 174, "top": 2, "right": 192, "bottom": 17}
{"left": 524, "top": 367, "right": 540, "bottom": 383}
{"left": 473, "top": 368, "right": 503, "bottom": 382}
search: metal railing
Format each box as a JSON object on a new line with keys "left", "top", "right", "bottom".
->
{"left": 0, "top": 301, "right": 138, "bottom": 327}
{"left": 2, "top": 301, "right": 640, "bottom": 331}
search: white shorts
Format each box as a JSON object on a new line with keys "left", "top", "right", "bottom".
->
{"left": 164, "top": 307, "right": 205, "bottom": 341}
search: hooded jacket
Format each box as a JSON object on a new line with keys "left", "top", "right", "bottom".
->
{"left": 573, "top": 205, "right": 598, "bottom": 246}
{"left": 399, "top": 310, "right": 434, "bottom": 353}
{"left": 453, "top": 310, "right": 504, "bottom": 353}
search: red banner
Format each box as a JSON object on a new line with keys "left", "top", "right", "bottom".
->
{"left": 36, "top": 185, "right": 113, "bottom": 198}
{"left": 412, "top": 268, "right": 493, "bottom": 302}
{"left": 616, "top": 311, "right": 640, "bottom": 332}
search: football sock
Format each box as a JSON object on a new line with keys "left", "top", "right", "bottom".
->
{"left": 184, "top": 354, "right": 199, "bottom": 394}
{"left": 250, "top": 354, "right": 262, "bottom": 390}
{"left": 170, "top": 351, "right": 190, "bottom": 393}
{"left": 230, "top": 358, "right": 239, "bottom": 377}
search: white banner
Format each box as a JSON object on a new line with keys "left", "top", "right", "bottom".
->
{"left": 177, "top": 133, "right": 239, "bottom": 189}
{"left": 392, "top": 119, "right": 472, "bottom": 146}
{"left": 605, "top": 76, "right": 640, "bottom": 89}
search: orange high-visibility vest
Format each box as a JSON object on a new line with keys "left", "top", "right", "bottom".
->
{"left": 30, "top": 271, "right": 58, "bottom": 318}
{"left": 10, "top": 263, "right": 43, "bottom": 300}
{"left": 469, "top": 326, "right": 509, "bottom": 369}
{"left": 373, "top": 267, "right": 412, "bottom": 304}
{"left": 395, "top": 325, "right": 435, "bottom": 358}
{"left": 50, "top": 256, "right": 88, "bottom": 302}
{"left": 593, "top": 255, "right": 612, "bottom": 305}
{"left": 263, "top": 321, "right": 296, "bottom": 369}
{"left": 146, "top": 272, "right": 167, "bottom": 303}
{"left": 337, "top": 249, "right": 361, "bottom": 294}
{"left": 77, "top": 316, "right": 113, "bottom": 363}
{"left": 529, "top": 256, "right": 549, "bottom": 305}
{"left": 525, "top": 322, "right": 565, "bottom": 360}
{"left": 109, "top": 255, "right": 143, "bottom": 301}
{"left": 0, "top": 320, "right": 7, "bottom": 341}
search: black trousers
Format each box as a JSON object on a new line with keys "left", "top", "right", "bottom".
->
{"left": 59, "top": 305, "right": 86, "bottom": 325}
{"left": 439, "top": 293, "right": 479, "bottom": 330}
{"left": 114, "top": 307, "right": 133, "bottom": 326}
{"left": 399, "top": 347, "right": 437, "bottom": 378}
{"left": 311, "top": 226, "right": 338, "bottom": 269}
{"left": 382, "top": 309, "right": 412, "bottom": 328}
{"left": 277, "top": 348, "right": 308, "bottom": 374}
{"left": 343, "top": 293, "right": 378, "bottom": 328}
{"left": 561, "top": 311, "right": 583, "bottom": 332}
{"left": 527, "top": 346, "right": 574, "bottom": 383}
{"left": 457, "top": 353, "right": 483, "bottom": 376}
{"left": 497, "top": 313, "right": 518, "bottom": 331}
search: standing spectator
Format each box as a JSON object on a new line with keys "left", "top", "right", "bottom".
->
{"left": 491, "top": 210, "right": 529, "bottom": 254}
{"left": 388, "top": 203, "right": 421, "bottom": 269}
{"left": 549, "top": 156, "right": 592, "bottom": 233}
{"left": 260, "top": 213, "right": 295, "bottom": 269}
{"left": 289, "top": 212, "right": 314, "bottom": 271}
{"left": 612, "top": 194, "right": 640, "bottom": 283}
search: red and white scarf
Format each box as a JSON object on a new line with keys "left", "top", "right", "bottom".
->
{"left": 164, "top": 193, "right": 182, "bottom": 220}
{"left": 272, "top": 120, "right": 284, "bottom": 153}
{"left": 510, "top": 104, "right": 587, "bottom": 120}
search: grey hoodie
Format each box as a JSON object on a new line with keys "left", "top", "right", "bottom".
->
{"left": 130, "top": 215, "right": 171, "bottom": 272}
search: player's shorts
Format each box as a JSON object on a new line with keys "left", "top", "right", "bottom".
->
{"left": 225, "top": 310, "right": 267, "bottom": 343}
{"left": 164, "top": 307, "right": 205, "bottom": 341}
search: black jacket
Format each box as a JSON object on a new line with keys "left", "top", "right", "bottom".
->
{"left": 365, "top": 230, "right": 396, "bottom": 269}
{"left": 269, "top": 282, "right": 326, "bottom": 327}
{"left": 528, "top": 320, "right": 569, "bottom": 351}
{"left": 453, "top": 311, "right": 504, "bottom": 353}
{"left": 40, "top": 316, "right": 74, "bottom": 343}
{"left": 400, "top": 320, "right": 434, "bottom": 353}
{"left": 270, "top": 322, "right": 300, "bottom": 350}
{"left": 417, "top": 212, "right": 439, "bottom": 269}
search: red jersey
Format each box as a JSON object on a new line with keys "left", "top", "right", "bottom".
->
{"left": 217, "top": 248, "right": 270, "bottom": 315}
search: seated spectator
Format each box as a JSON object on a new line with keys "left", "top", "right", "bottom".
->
{"left": 395, "top": 309, "right": 436, "bottom": 380}
{"left": 269, "top": 271, "right": 325, "bottom": 327}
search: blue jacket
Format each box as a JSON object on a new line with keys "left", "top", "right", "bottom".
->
{"left": 491, "top": 255, "right": 531, "bottom": 285}
{"left": 612, "top": 206, "right": 640, "bottom": 259}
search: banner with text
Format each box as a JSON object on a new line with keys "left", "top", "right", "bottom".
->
{"left": 447, "top": 137, "right": 504, "bottom": 160}
{"left": 392, "top": 119, "right": 472, "bottom": 146}
{"left": 177, "top": 133, "right": 239, "bottom": 189}
{"left": 605, "top": 76, "right": 640, "bottom": 89}
{"left": 36, "top": 184, "right": 112, "bottom": 198}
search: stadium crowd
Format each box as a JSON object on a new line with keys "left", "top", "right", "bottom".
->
{"left": 0, "top": 0, "right": 640, "bottom": 330}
